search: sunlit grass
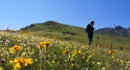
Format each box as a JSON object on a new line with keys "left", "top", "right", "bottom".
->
{"left": 0, "top": 30, "right": 129, "bottom": 70}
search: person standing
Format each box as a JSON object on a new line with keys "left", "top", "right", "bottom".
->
{"left": 85, "top": 20, "right": 95, "bottom": 46}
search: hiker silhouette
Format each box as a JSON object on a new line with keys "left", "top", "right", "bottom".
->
{"left": 85, "top": 20, "right": 95, "bottom": 46}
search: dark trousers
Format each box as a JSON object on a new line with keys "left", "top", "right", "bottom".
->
{"left": 88, "top": 33, "right": 93, "bottom": 42}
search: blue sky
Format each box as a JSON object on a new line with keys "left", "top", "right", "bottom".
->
{"left": 0, "top": 0, "right": 130, "bottom": 30}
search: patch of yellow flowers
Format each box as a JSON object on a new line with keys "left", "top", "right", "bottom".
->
{"left": 73, "top": 50, "right": 80, "bottom": 56}
{"left": 10, "top": 57, "right": 33, "bottom": 69}
{"left": 63, "top": 50, "right": 68, "bottom": 55}
{"left": 9, "top": 45, "right": 23, "bottom": 53}
{"left": 37, "top": 41, "right": 50, "bottom": 49}
{"left": 108, "top": 50, "right": 115, "bottom": 54}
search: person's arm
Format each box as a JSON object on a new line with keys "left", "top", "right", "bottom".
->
{"left": 92, "top": 26, "right": 95, "bottom": 31}
{"left": 86, "top": 24, "right": 91, "bottom": 33}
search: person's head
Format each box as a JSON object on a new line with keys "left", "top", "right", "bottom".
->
{"left": 90, "top": 20, "right": 94, "bottom": 25}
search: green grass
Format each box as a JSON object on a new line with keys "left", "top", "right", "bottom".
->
{"left": 32, "top": 31, "right": 130, "bottom": 51}
{"left": 20, "top": 21, "right": 130, "bottom": 51}
{"left": 0, "top": 31, "right": 130, "bottom": 70}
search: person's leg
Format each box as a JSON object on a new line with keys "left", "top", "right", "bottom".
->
{"left": 88, "top": 34, "right": 93, "bottom": 46}
{"left": 88, "top": 37, "right": 92, "bottom": 46}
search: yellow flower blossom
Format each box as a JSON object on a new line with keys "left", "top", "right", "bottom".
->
{"left": 108, "top": 50, "right": 115, "bottom": 54}
{"left": 0, "top": 67, "right": 3, "bottom": 70}
{"left": 71, "top": 63, "right": 74, "bottom": 67}
{"left": 45, "top": 42, "right": 50, "bottom": 47}
{"left": 16, "top": 37, "right": 19, "bottom": 40}
{"left": 10, "top": 57, "right": 33, "bottom": 69}
{"left": 53, "top": 37, "right": 56, "bottom": 40}
{"left": 73, "top": 50, "right": 80, "bottom": 55}
{"left": 68, "top": 46, "right": 72, "bottom": 49}
{"left": 92, "top": 53, "right": 95, "bottom": 56}
{"left": 9, "top": 45, "right": 23, "bottom": 53}
{"left": 63, "top": 50, "right": 68, "bottom": 55}
{"left": 101, "top": 67, "right": 106, "bottom": 70}
{"left": 37, "top": 45, "right": 41, "bottom": 49}
{"left": 97, "top": 62, "right": 101, "bottom": 66}
{"left": 39, "top": 42, "right": 45, "bottom": 47}
{"left": 37, "top": 42, "right": 50, "bottom": 49}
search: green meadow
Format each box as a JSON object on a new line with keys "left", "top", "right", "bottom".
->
{"left": 22, "top": 21, "right": 130, "bottom": 51}
{"left": 0, "top": 21, "right": 129, "bottom": 70}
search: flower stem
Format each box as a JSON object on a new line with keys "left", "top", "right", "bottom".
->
{"left": 40, "top": 49, "right": 42, "bottom": 69}
{"left": 21, "top": 66, "right": 24, "bottom": 70}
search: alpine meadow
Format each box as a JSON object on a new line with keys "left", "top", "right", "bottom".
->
{"left": 0, "top": 21, "right": 130, "bottom": 70}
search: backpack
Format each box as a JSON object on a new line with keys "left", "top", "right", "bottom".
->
{"left": 85, "top": 27, "right": 88, "bottom": 32}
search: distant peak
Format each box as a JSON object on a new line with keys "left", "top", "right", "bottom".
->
{"left": 42, "top": 20, "right": 60, "bottom": 25}
{"left": 44, "top": 20, "right": 59, "bottom": 23}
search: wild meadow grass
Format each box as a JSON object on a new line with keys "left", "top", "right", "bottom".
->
{"left": 0, "top": 30, "right": 130, "bottom": 70}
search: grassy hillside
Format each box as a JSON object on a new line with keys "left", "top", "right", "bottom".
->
{"left": 20, "top": 21, "right": 130, "bottom": 51}
{"left": 0, "top": 31, "right": 130, "bottom": 70}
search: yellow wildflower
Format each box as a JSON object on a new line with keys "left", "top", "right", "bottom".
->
{"left": 16, "top": 37, "right": 19, "bottom": 40}
{"left": 0, "top": 67, "right": 3, "bottom": 70}
{"left": 38, "top": 42, "right": 50, "bottom": 49}
{"left": 37, "top": 45, "right": 41, "bottom": 49}
{"left": 68, "top": 46, "right": 72, "bottom": 49}
{"left": 92, "top": 53, "right": 95, "bottom": 56}
{"left": 10, "top": 57, "right": 33, "bottom": 69}
{"left": 97, "top": 61, "right": 101, "bottom": 66}
{"left": 101, "top": 67, "right": 106, "bottom": 70}
{"left": 53, "top": 37, "right": 56, "bottom": 40}
{"left": 45, "top": 42, "right": 50, "bottom": 47}
{"left": 73, "top": 50, "right": 80, "bottom": 55}
{"left": 108, "top": 50, "right": 115, "bottom": 54}
{"left": 63, "top": 50, "right": 68, "bottom": 55}
{"left": 9, "top": 45, "right": 23, "bottom": 53}
{"left": 39, "top": 42, "right": 45, "bottom": 48}
{"left": 71, "top": 63, "right": 74, "bottom": 67}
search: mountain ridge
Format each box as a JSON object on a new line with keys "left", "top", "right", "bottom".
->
{"left": 95, "top": 25, "right": 130, "bottom": 37}
{"left": 21, "top": 20, "right": 130, "bottom": 37}
{"left": 20, "top": 20, "right": 130, "bottom": 37}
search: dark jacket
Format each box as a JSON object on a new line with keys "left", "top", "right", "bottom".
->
{"left": 85, "top": 24, "right": 94, "bottom": 34}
